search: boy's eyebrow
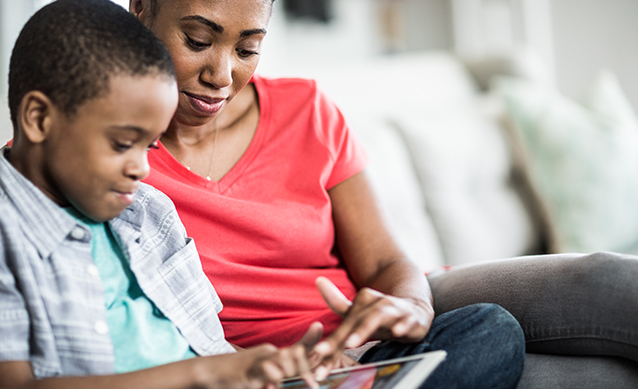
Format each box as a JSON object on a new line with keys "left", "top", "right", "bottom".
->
{"left": 109, "top": 125, "right": 150, "bottom": 135}
{"left": 181, "top": 15, "right": 267, "bottom": 37}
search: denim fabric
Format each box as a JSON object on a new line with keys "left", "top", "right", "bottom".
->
{"left": 359, "top": 303, "right": 525, "bottom": 389}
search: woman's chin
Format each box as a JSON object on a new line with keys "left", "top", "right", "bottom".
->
{"left": 172, "top": 109, "right": 219, "bottom": 128}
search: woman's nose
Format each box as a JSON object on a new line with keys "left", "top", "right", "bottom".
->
{"left": 201, "top": 50, "right": 233, "bottom": 89}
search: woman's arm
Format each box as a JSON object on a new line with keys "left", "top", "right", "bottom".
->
{"left": 312, "top": 171, "right": 435, "bottom": 373}
{"left": 0, "top": 344, "right": 318, "bottom": 389}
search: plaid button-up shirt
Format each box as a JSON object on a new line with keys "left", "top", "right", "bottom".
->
{"left": 0, "top": 148, "right": 234, "bottom": 378}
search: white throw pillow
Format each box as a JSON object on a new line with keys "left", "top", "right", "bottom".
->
{"left": 495, "top": 71, "right": 638, "bottom": 253}
{"left": 395, "top": 103, "right": 539, "bottom": 266}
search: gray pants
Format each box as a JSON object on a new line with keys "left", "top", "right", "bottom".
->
{"left": 426, "top": 251, "right": 638, "bottom": 388}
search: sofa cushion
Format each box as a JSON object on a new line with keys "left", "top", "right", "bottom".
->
{"left": 347, "top": 115, "right": 445, "bottom": 272}
{"left": 395, "top": 103, "right": 540, "bottom": 265}
{"left": 495, "top": 71, "right": 638, "bottom": 254}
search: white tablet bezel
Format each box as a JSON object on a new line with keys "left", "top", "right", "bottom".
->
{"left": 280, "top": 350, "right": 447, "bottom": 389}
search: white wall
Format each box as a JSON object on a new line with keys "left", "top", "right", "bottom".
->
{"left": 262, "top": 0, "right": 638, "bottom": 111}
{"left": 2, "top": 0, "right": 638, "bottom": 145}
{"left": 551, "top": 0, "right": 638, "bottom": 106}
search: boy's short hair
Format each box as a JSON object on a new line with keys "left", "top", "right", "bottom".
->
{"left": 8, "top": 0, "right": 175, "bottom": 127}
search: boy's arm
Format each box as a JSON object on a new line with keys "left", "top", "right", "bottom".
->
{"left": 0, "top": 344, "right": 318, "bottom": 389}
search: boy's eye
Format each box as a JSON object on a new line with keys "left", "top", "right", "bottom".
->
{"left": 186, "top": 35, "right": 210, "bottom": 50}
{"left": 113, "top": 142, "right": 132, "bottom": 152}
{"left": 147, "top": 140, "right": 160, "bottom": 151}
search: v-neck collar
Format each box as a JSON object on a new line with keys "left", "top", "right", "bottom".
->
{"left": 156, "top": 77, "right": 270, "bottom": 194}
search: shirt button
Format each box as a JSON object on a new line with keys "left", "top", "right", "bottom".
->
{"left": 94, "top": 320, "right": 109, "bottom": 335}
{"left": 70, "top": 227, "right": 86, "bottom": 241}
{"left": 87, "top": 264, "right": 100, "bottom": 277}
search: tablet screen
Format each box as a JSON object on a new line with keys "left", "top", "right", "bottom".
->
{"left": 280, "top": 351, "right": 446, "bottom": 389}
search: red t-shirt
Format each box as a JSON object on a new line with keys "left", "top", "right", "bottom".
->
{"left": 144, "top": 75, "right": 368, "bottom": 347}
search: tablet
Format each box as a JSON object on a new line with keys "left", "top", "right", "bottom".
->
{"left": 280, "top": 350, "right": 447, "bottom": 389}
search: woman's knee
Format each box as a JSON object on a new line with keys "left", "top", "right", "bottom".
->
{"left": 425, "top": 303, "right": 525, "bottom": 388}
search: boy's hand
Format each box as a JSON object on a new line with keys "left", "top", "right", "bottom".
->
{"left": 294, "top": 320, "right": 357, "bottom": 380}
{"left": 310, "top": 276, "right": 433, "bottom": 377}
{"left": 242, "top": 344, "right": 318, "bottom": 389}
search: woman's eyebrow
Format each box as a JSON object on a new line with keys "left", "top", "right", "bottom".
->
{"left": 180, "top": 15, "right": 267, "bottom": 37}
{"left": 181, "top": 15, "right": 223, "bottom": 33}
{"left": 240, "top": 28, "right": 267, "bottom": 38}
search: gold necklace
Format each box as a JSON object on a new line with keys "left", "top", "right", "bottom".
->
{"left": 176, "top": 98, "right": 255, "bottom": 180}
{"left": 177, "top": 121, "right": 219, "bottom": 181}
{"left": 204, "top": 124, "right": 219, "bottom": 181}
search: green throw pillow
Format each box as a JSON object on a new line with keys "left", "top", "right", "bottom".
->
{"left": 495, "top": 71, "right": 638, "bottom": 253}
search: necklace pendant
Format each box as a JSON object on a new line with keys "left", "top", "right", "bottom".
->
{"left": 206, "top": 176, "right": 211, "bottom": 181}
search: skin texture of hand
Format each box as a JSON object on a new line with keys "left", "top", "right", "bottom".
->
{"left": 310, "top": 276, "right": 434, "bottom": 379}
{"left": 0, "top": 343, "right": 320, "bottom": 389}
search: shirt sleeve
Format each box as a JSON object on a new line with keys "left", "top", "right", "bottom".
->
{"left": 0, "top": 223, "right": 31, "bottom": 362}
{"left": 314, "top": 87, "right": 369, "bottom": 190}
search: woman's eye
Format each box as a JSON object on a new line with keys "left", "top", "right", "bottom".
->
{"left": 237, "top": 48, "right": 259, "bottom": 59}
{"left": 186, "top": 35, "right": 210, "bottom": 50}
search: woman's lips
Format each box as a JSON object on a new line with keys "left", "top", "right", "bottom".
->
{"left": 183, "top": 92, "right": 225, "bottom": 115}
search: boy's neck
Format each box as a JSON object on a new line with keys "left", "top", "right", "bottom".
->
{"left": 6, "top": 142, "right": 71, "bottom": 208}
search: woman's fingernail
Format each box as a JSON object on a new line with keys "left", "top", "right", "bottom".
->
{"left": 314, "top": 342, "right": 330, "bottom": 355}
{"left": 346, "top": 334, "right": 360, "bottom": 347}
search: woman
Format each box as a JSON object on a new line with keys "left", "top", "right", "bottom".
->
{"left": 125, "top": 0, "right": 573, "bottom": 387}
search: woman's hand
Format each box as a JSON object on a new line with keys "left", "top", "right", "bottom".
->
{"left": 310, "top": 277, "right": 434, "bottom": 378}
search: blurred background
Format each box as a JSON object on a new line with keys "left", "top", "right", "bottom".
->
{"left": 0, "top": 0, "right": 636, "bottom": 119}
{"left": 0, "top": 0, "right": 637, "bottom": 131}
{"left": 1, "top": 0, "right": 638, "bottom": 267}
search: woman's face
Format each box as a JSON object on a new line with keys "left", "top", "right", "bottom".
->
{"left": 134, "top": 0, "right": 271, "bottom": 127}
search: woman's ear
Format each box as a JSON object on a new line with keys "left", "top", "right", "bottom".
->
{"left": 18, "top": 91, "right": 55, "bottom": 144}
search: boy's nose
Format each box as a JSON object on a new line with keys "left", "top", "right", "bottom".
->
{"left": 125, "top": 155, "right": 150, "bottom": 181}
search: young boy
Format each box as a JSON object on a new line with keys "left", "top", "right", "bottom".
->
{"left": 0, "top": 0, "right": 318, "bottom": 388}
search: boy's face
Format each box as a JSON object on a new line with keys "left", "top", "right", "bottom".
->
{"left": 41, "top": 74, "right": 177, "bottom": 222}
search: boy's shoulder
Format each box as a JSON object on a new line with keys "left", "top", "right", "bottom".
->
{"left": 114, "top": 183, "right": 187, "bottom": 239}
{"left": 130, "top": 183, "right": 180, "bottom": 221}
{"left": 0, "top": 196, "right": 20, "bottom": 230}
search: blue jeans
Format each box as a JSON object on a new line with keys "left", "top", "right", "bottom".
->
{"left": 359, "top": 303, "right": 525, "bottom": 389}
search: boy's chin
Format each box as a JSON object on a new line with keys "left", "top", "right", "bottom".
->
{"left": 79, "top": 205, "right": 130, "bottom": 223}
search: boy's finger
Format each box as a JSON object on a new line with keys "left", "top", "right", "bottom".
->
{"left": 291, "top": 344, "right": 319, "bottom": 389}
{"left": 261, "top": 360, "right": 285, "bottom": 383}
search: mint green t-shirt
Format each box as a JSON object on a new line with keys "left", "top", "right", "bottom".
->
{"left": 66, "top": 208, "right": 197, "bottom": 373}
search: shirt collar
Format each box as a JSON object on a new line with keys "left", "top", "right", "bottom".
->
{"left": 0, "top": 147, "right": 146, "bottom": 258}
{"left": 0, "top": 147, "right": 84, "bottom": 259}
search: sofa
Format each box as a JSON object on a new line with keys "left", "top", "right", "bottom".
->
{"left": 4, "top": 50, "right": 638, "bottom": 386}
{"left": 259, "top": 50, "right": 638, "bottom": 388}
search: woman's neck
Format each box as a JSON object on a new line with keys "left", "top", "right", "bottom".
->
{"left": 165, "top": 84, "right": 257, "bottom": 145}
{"left": 161, "top": 84, "right": 260, "bottom": 181}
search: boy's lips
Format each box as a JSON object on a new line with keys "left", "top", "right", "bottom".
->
{"left": 183, "top": 92, "right": 225, "bottom": 115}
{"left": 113, "top": 189, "right": 137, "bottom": 206}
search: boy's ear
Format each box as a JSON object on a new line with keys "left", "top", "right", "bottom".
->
{"left": 130, "top": 0, "right": 152, "bottom": 24}
{"left": 18, "top": 91, "right": 55, "bottom": 144}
